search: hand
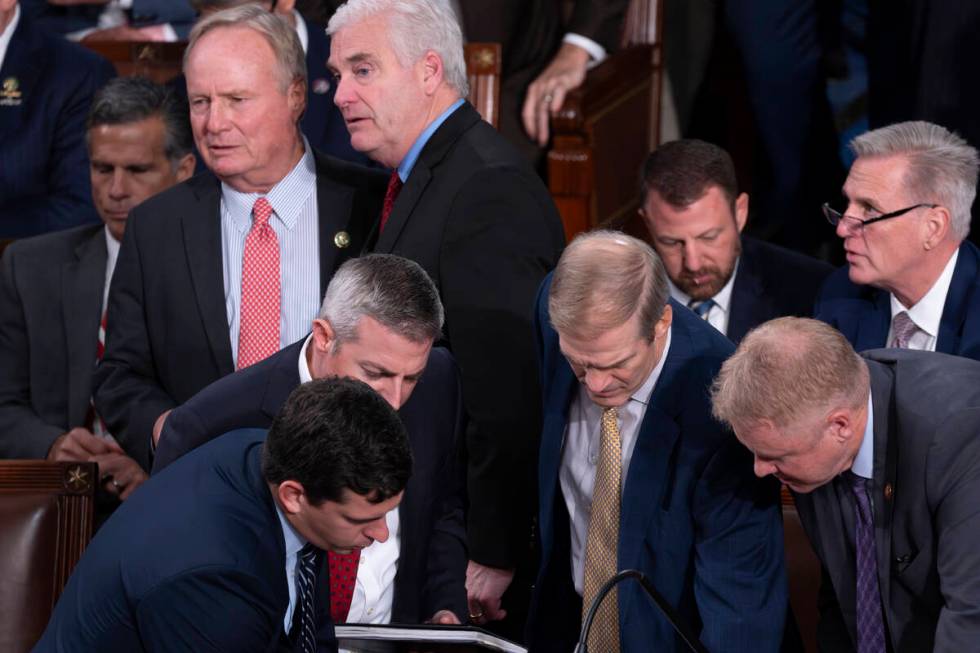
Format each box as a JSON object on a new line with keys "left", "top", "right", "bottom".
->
{"left": 427, "top": 610, "right": 461, "bottom": 625}
{"left": 465, "top": 561, "right": 514, "bottom": 625}
{"left": 91, "top": 453, "right": 148, "bottom": 501}
{"left": 152, "top": 409, "right": 172, "bottom": 446}
{"left": 521, "top": 42, "right": 591, "bottom": 146}
{"left": 47, "top": 427, "right": 123, "bottom": 462}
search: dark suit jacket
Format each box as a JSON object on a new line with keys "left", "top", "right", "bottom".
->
{"left": 151, "top": 340, "right": 468, "bottom": 623}
{"left": 726, "top": 236, "right": 833, "bottom": 343}
{"left": 0, "top": 13, "right": 115, "bottom": 238}
{"left": 815, "top": 240, "right": 980, "bottom": 357}
{"left": 93, "top": 152, "right": 387, "bottom": 462}
{"left": 794, "top": 349, "right": 980, "bottom": 652}
{"left": 35, "top": 429, "right": 336, "bottom": 652}
{"left": 0, "top": 225, "right": 106, "bottom": 459}
{"left": 527, "top": 278, "right": 787, "bottom": 653}
{"left": 370, "top": 101, "right": 565, "bottom": 567}
{"left": 22, "top": 0, "right": 197, "bottom": 38}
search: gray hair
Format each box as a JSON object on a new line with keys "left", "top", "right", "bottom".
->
{"left": 186, "top": 4, "right": 307, "bottom": 94}
{"left": 850, "top": 121, "right": 979, "bottom": 240}
{"left": 327, "top": 0, "right": 469, "bottom": 97}
{"left": 549, "top": 230, "right": 670, "bottom": 340}
{"left": 86, "top": 76, "right": 193, "bottom": 166}
{"left": 189, "top": 0, "right": 268, "bottom": 12}
{"left": 711, "top": 317, "right": 869, "bottom": 431}
{"left": 319, "top": 254, "right": 444, "bottom": 346}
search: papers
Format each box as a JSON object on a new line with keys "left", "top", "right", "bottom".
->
{"left": 335, "top": 623, "right": 527, "bottom": 653}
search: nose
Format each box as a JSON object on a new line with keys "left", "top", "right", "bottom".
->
{"left": 682, "top": 241, "right": 703, "bottom": 271}
{"left": 583, "top": 368, "right": 612, "bottom": 395}
{"left": 753, "top": 457, "right": 777, "bottom": 478}
{"left": 108, "top": 170, "right": 130, "bottom": 200}
{"left": 364, "top": 516, "right": 390, "bottom": 544}
{"left": 835, "top": 216, "right": 851, "bottom": 239}
{"left": 333, "top": 74, "right": 354, "bottom": 109}
{"left": 204, "top": 100, "right": 230, "bottom": 133}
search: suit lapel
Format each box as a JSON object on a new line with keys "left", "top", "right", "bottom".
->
{"left": 373, "top": 103, "right": 480, "bottom": 253}
{"left": 538, "top": 364, "right": 578, "bottom": 562}
{"left": 0, "top": 18, "right": 42, "bottom": 143}
{"left": 62, "top": 228, "right": 107, "bottom": 426}
{"left": 183, "top": 178, "right": 235, "bottom": 376}
{"left": 856, "top": 289, "right": 891, "bottom": 351}
{"left": 868, "top": 360, "right": 897, "bottom": 644}
{"left": 936, "top": 242, "right": 977, "bottom": 354}
{"left": 727, "top": 256, "right": 770, "bottom": 343}
{"left": 314, "top": 153, "right": 355, "bottom": 296}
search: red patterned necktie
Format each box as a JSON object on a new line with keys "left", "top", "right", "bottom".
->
{"left": 237, "top": 197, "right": 280, "bottom": 369}
{"left": 89, "top": 311, "right": 109, "bottom": 436}
{"left": 378, "top": 171, "right": 403, "bottom": 233}
{"left": 328, "top": 549, "right": 360, "bottom": 623}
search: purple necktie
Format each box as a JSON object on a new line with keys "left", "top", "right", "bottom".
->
{"left": 848, "top": 473, "right": 887, "bottom": 653}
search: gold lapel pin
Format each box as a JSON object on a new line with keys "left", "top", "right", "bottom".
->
{"left": 334, "top": 231, "right": 350, "bottom": 248}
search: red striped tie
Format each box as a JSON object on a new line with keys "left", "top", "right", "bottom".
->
{"left": 378, "top": 171, "right": 403, "bottom": 234}
{"left": 237, "top": 197, "right": 280, "bottom": 369}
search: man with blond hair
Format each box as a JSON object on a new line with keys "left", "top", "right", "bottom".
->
{"left": 527, "top": 230, "right": 785, "bottom": 652}
{"left": 816, "top": 120, "right": 980, "bottom": 358}
{"left": 712, "top": 316, "right": 980, "bottom": 652}
{"left": 327, "top": 0, "right": 565, "bottom": 628}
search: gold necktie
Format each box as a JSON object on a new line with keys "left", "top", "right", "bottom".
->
{"left": 582, "top": 407, "right": 621, "bottom": 650}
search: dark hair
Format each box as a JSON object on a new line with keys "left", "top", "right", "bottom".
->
{"left": 87, "top": 76, "right": 193, "bottom": 164}
{"left": 262, "top": 377, "right": 412, "bottom": 504}
{"left": 640, "top": 139, "right": 739, "bottom": 209}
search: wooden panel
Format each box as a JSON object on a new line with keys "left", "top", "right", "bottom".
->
{"left": 82, "top": 42, "right": 186, "bottom": 84}
{"left": 464, "top": 42, "right": 501, "bottom": 129}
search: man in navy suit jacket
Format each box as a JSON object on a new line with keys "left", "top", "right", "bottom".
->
{"left": 36, "top": 377, "right": 413, "bottom": 652}
{"left": 526, "top": 231, "right": 786, "bottom": 652}
{"left": 815, "top": 121, "right": 980, "bottom": 357}
{"left": 153, "top": 253, "right": 468, "bottom": 624}
{"left": 639, "top": 139, "right": 833, "bottom": 344}
{"left": 0, "top": 2, "right": 115, "bottom": 238}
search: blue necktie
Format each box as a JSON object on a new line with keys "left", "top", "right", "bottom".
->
{"left": 688, "top": 299, "right": 715, "bottom": 319}
{"left": 847, "top": 473, "right": 886, "bottom": 653}
{"left": 294, "top": 543, "right": 321, "bottom": 653}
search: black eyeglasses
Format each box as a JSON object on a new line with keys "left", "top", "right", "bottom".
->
{"left": 822, "top": 202, "right": 938, "bottom": 233}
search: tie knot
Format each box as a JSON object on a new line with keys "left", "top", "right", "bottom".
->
{"left": 298, "top": 542, "right": 318, "bottom": 563}
{"left": 601, "top": 407, "right": 618, "bottom": 426}
{"left": 890, "top": 310, "right": 918, "bottom": 348}
{"left": 385, "top": 171, "right": 403, "bottom": 198}
{"left": 688, "top": 298, "right": 715, "bottom": 319}
{"left": 252, "top": 197, "right": 274, "bottom": 226}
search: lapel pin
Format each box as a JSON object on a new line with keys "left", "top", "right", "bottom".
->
{"left": 1, "top": 77, "right": 23, "bottom": 106}
{"left": 311, "top": 78, "right": 331, "bottom": 95}
{"left": 334, "top": 231, "right": 350, "bottom": 248}
{"left": 883, "top": 482, "right": 894, "bottom": 501}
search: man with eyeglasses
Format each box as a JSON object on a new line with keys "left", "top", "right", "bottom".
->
{"left": 815, "top": 120, "right": 980, "bottom": 358}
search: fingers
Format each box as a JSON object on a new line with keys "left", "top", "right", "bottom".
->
{"left": 521, "top": 43, "right": 591, "bottom": 145}
{"left": 428, "top": 610, "right": 461, "bottom": 625}
{"left": 152, "top": 409, "right": 172, "bottom": 446}
{"left": 92, "top": 454, "right": 148, "bottom": 501}
{"left": 48, "top": 427, "right": 121, "bottom": 461}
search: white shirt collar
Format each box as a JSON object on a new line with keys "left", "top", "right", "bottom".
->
{"left": 850, "top": 394, "right": 875, "bottom": 479}
{"left": 889, "top": 248, "right": 959, "bottom": 338}
{"left": 0, "top": 4, "right": 20, "bottom": 70}
{"left": 291, "top": 9, "right": 309, "bottom": 54}
{"left": 666, "top": 257, "right": 739, "bottom": 315}
{"left": 631, "top": 326, "right": 671, "bottom": 407}
{"left": 220, "top": 140, "right": 316, "bottom": 232}
{"left": 297, "top": 333, "right": 314, "bottom": 384}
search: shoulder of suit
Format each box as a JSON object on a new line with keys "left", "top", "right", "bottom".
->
{"left": 23, "top": 19, "right": 115, "bottom": 80}
{"left": 312, "top": 149, "right": 389, "bottom": 191}
{"left": 3, "top": 223, "right": 103, "bottom": 262}
{"left": 129, "top": 172, "right": 219, "bottom": 224}
{"left": 741, "top": 236, "right": 834, "bottom": 278}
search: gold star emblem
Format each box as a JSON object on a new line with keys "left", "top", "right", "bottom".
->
{"left": 472, "top": 49, "right": 496, "bottom": 68}
{"left": 65, "top": 465, "right": 90, "bottom": 492}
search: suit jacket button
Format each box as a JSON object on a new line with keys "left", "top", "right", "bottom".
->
{"left": 883, "top": 482, "right": 894, "bottom": 501}
{"left": 334, "top": 231, "right": 351, "bottom": 248}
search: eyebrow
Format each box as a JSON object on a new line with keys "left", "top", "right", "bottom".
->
{"left": 360, "top": 361, "right": 426, "bottom": 379}
{"left": 562, "top": 351, "right": 636, "bottom": 371}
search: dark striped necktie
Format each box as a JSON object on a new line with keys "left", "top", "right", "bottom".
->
{"left": 294, "top": 543, "right": 321, "bottom": 653}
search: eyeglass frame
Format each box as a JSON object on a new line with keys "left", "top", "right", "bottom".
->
{"left": 822, "top": 202, "right": 939, "bottom": 232}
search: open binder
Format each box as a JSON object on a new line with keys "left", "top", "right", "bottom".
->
{"left": 335, "top": 624, "right": 527, "bottom": 653}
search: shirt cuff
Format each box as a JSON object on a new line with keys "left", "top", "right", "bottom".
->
{"left": 118, "top": 0, "right": 133, "bottom": 8}
{"left": 563, "top": 33, "right": 607, "bottom": 67}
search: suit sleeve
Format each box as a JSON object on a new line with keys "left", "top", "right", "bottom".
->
{"left": 0, "top": 247, "right": 64, "bottom": 458}
{"left": 693, "top": 441, "right": 788, "bottom": 652}
{"left": 93, "top": 210, "right": 175, "bottom": 467}
{"left": 566, "top": 0, "right": 631, "bottom": 53}
{"left": 151, "top": 401, "right": 210, "bottom": 474}
{"left": 440, "top": 166, "right": 562, "bottom": 568}
{"left": 928, "top": 408, "right": 980, "bottom": 650}
{"left": 135, "top": 569, "right": 287, "bottom": 653}
{"left": 4, "top": 56, "right": 114, "bottom": 234}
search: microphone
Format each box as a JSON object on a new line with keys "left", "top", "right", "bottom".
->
{"left": 574, "top": 569, "right": 708, "bottom": 653}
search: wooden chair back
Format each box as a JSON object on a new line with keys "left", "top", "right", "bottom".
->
{"left": 0, "top": 461, "right": 96, "bottom": 652}
{"left": 464, "top": 42, "right": 502, "bottom": 129}
{"left": 82, "top": 42, "right": 186, "bottom": 84}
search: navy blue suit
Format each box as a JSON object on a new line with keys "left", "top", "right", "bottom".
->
{"left": 152, "top": 341, "right": 468, "bottom": 623}
{"left": 527, "top": 278, "right": 787, "bottom": 652}
{"left": 814, "top": 241, "right": 980, "bottom": 358}
{"left": 0, "top": 12, "right": 115, "bottom": 238}
{"left": 36, "top": 428, "right": 336, "bottom": 652}
{"left": 727, "top": 236, "right": 833, "bottom": 344}
{"left": 21, "top": 0, "right": 197, "bottom": 39}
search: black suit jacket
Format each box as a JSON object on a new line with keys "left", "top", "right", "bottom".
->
{"left": 152, "top": 340, "right": 468, "bottom": 623}
{"left": 370, "top": 102, "right": 565, "bottom": 567}
{"left": 36, "top": 429, "right": 336, "bottom": 652}
{"left": 794, "top": 349, "right": 980, "bottom": 652}
{"left": 0, "top": 225, "right": 107, "bottom": 459}
{"left": 93, "top": 152, "right": 387, "bottom": 461}
{"left": 726, "top": 236, "right": 833, "bottom": 343}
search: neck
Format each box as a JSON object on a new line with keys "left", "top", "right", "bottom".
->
{"left": 0, "top": 6, "right": 16, "bottom": 37}
{"left": 384, "top": 91, "right": 460, "bottom": 169}
{"left": 885, "top": 241, "right": 958, "bottom": 308}
{"left": 224, "top": 136, "right": 304, "bottom": 194}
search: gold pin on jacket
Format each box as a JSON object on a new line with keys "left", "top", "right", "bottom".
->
{"left": 334, "top": 231, "right": 350, "bottom": 248}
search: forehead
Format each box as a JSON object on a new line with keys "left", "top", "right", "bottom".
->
{"left": 338, "top": 317, "right": 431, "bottom": 362}
{"left": 644, "top": 186, "right": 735, "bottom": 234}
{"left": 328, "top": 13, "right": 397, "bottom": 65}
{"left": 333, "top": 487, "right": 401, "bottom": 518}
{"left": 88, "top": 117, "right": 168, "bottom": 161}
{"left": 558, "top": 314, "right": 646, "bottom": 365}
{"left": 844, "top": 154, "right": 910, "bottom": 201}
{"left": 187, "top": 26, "right": 278, "bottom": 82}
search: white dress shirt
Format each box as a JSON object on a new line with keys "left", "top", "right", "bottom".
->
{"left": 850, "top": 395, "right": 875, "bottom": 480}
{"left": 886, "top": 249, "right": 958, "bottom": 351}
{"left": 559, "top": 327, "right": 672, "bottom": 594}
{"left": 221, "top": 143, "right": 321, "bottom": 367}
{"left": 667, "top": 260, "right": 739, "bottom": 337}
{"left": 103, "top": 227, "right": 121, "bottom": 314}
{"left": 297, "top": 335, "right": 402, "bottom": 625}
{"left": 0, "top": 4, "right": 19, "bottom": 70}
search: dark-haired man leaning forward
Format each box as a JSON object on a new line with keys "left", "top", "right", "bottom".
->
{"left": 713, "top": 317, "right": 980, "bottom": 652}
{"left": 37, "top": 377, "right": 412, "bottom": 652}
{"left": 154, "top": 253, "right": 467, "bottom": 625}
